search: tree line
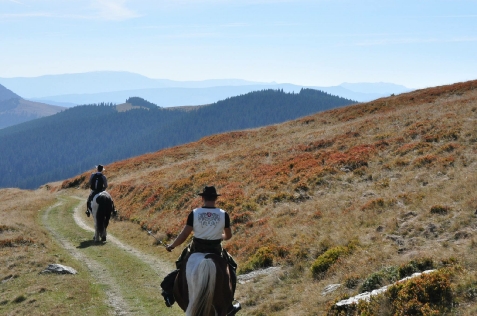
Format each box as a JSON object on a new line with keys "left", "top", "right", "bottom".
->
{"left": 0, "top": 89, "right": 356, "bottom": 189}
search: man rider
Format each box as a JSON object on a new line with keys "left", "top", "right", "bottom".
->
{"left": 160, "top": 186, "right": 241, "bottom": 315}
{"left": 86, "top": 164, "right": 108, "bottom": 217}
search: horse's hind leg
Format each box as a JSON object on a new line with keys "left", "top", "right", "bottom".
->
{"left": 101, "top": 226, "right": 107, "bottom": 242}
{"left": 93, "top": 218, "right": 99, "bottom": 242}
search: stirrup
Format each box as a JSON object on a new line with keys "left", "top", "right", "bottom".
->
{"left": 227, "top": 301, "right": 241, "bottom": 315}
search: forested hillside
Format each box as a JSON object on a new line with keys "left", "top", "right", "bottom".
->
{"left": 0, "top": 89, "right": 355, "bottom": 189}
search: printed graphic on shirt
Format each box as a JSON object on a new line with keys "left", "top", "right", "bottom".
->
{"left": 198, "top": 212, "right": 220, "bottom": 228}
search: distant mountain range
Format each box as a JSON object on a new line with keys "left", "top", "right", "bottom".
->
{"left": 0, "top": 71, "right": 412, "bottom": 107}
{"left": 0, "top": 84, "right": 64, "bottom": 129}
{"left": 0, "top": 90, "right": 356, "bottom": 189}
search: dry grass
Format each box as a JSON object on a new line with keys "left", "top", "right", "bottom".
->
{"left": 0, "top": 188, "right": 109, "bottom": 315}
{"left": 9, "top": 79, "right": 477, "bottom": 314}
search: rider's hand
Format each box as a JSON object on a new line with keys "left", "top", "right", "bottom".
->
{"left": 166, "top": 245, "right": 175, "bottom": 252}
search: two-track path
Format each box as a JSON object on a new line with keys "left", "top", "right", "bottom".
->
{"left": 41, "top": 196, "right": 181, "bottom": 315}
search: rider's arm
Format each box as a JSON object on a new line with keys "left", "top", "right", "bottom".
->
{"left": 167, "top": 225, "right": 193, "bottom": 251}
{"left": 103, "top": 175, "right": 108, "bottom": 189}
{"left": 222, "top": 212, "right": 232, "bottom": 241}
{"left": 222, "top": 228, "right": 232, "bottom": 241}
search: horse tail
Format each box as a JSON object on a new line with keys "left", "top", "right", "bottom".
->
{"left": 188, "top": 258, "right": 216, "bottom": 316}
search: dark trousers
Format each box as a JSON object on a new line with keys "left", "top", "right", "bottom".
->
{"left": 87, "top": 190, "right": 100, "bottom": 211}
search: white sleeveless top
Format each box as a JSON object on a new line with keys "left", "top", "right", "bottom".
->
{"left": 190, "top": 207, "right": 226, "bottom": 240}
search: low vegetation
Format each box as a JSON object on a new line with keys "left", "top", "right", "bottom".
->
{"left": 2, "top": 79, "right": 477, "bottom": 314}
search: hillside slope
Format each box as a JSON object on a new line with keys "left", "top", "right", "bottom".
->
{"left": 0, "top": 83, "right": 64, "bottom": 129}
{"left": 0, "top": 84, "right": 20, "bottom": 101}
{"left": 58, "top": 79, "right": 477, "bottom": 315}
{"left": 0, "top": 98, "right": 64, "bottom": 129}
{"left": 0, "top": 89, "right": 354, "bottom": 189}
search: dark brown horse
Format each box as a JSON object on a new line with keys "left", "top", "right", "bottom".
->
{"left": 174, "top": 252, "right": 234, "bottom": 316}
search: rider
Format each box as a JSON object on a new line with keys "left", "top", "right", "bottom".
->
{"left": 86, "top": 164, "right": 108, "bottom": 217}
{"left": 160, "top": 186, "right": 241, "bottom": 315}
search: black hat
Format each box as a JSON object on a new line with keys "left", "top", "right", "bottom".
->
{"left": 198, "top": 186, "right": 220, "bottom": 197}
{"left": 97, "top": 164, "right": 104, "bottom": 172}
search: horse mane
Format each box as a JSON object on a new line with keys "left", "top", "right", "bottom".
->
{"left": 187, "top": 257, "right": 216, "bottom": 316}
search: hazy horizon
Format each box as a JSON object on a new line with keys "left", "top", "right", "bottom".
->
{"left": 1, "top": 1, "right": 476, "bottom": 89}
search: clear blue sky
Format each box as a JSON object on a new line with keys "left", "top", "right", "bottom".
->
{"left": 1, "top": 0, "right": 476, "bottom": 89}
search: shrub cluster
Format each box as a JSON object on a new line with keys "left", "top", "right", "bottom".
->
{"left": 328, "top": 270, "right": 453, "bottom": 316}
{"left": 239, "top": 246, "right": 275, "bottom": 274}
{"left": 430, "top": 205, "right": 451, "bottom": 215}
{"left": 310, "top": 245, "right": 349, "bottom": 278}
{"left": 359, "top": 258, "right": 435, "bottom": 293}
{"left": 397, "top": 257, "right": 435, "bottom": 279}
{"left": 0, "top": 236, "right": 35, "bottom": 248}
{"left": 387, "top": 270, "right": 453, "bottom": 315}
{"left": 360, "top": 266, "right": 399, "bottom": 293}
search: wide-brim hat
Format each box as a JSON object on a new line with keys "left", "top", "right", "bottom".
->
{"left": 96, "top": 164, "right": 105, "bottom": 171}
{"left": 198, "top": 186, "right": 220, "bottom": 197}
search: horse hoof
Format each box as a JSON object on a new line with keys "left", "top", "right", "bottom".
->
{"left": 101, "top": 236, "right": 106, "bottom": 242}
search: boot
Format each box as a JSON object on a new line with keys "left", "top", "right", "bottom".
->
{"left": 161, "top": 290, "right": 175, "bottom": 307}
{"left": 160, "top": 269, "right": 179, "bottom": 307}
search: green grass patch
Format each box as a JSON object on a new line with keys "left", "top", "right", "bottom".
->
{"left": 44, "top": 197, "right": 181, "bottom": 316}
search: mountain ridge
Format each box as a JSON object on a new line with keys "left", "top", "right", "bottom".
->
{"left": 0, "top": 71, "right": 412, "bottom": 106}
{"left": 0, "top": 89, "right": 355, "bottom": 189}
{"left": 28, "top": 84, "right": 394, "bottom": 108}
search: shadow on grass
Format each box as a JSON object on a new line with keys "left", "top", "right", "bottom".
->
{"left": 77, "top": 240, "right": 106, "bottom": 248}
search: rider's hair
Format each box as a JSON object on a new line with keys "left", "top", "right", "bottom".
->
{"left": 203, "top": 196, "right": 218, "bottom": 202}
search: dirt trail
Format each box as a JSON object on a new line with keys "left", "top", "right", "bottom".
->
{"left": 72, "top": 199, "right": 171, "bottom": 274}
{"left": 42, "top": 197, "right": 176, "bottom": 315}
{"left": 42, "top": 202, "right": 131, "bottom": 315}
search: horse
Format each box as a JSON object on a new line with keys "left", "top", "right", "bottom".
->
{"left": 91, "top": 191, "right": 115, "bottom": 242}
{"left": 174, "top": 252, "right": 234, "bottom": 316}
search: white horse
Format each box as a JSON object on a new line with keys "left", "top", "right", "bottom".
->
{"left": 174, "top": 252, "right": 234, "bottom": 316}
{"left": 91, "top": 191, "right": 116, "bottom": 242}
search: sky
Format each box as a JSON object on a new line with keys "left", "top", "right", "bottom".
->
{"left": 1, "top": 0, "right": 476, "bottom": 89}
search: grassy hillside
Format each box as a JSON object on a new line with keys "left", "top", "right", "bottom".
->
{"left": 0, "top": 81, "right": 477, "bottom": 315}
{"left": 60, "top": 79, "right": 477, "bottom": 315}
{"left": 0, "top": 89, "right": 354, "bottom": 189}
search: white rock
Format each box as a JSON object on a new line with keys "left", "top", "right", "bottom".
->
{"left": 335, "top": 269, "right": 435, "bottom": 306}
{"left": 40, "top": 264, "right": 77, "bottom": 275}
{"left": 322, "top": 284, "right": 341, "bottom": 295}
